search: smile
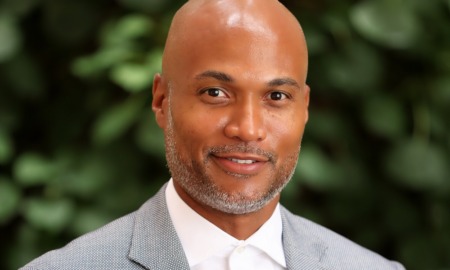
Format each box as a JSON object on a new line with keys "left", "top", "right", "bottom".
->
{"left": 228, "top": 158, "right": 257, "bottom": 164}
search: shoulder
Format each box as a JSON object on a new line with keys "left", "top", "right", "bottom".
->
{"left": 20, "top": 212, "right": 140, "bottom": 270}
{"left": 280, "top": 206, "right": 405, "bottom": 270}
{"left": 20, "top": 185, "right": 170, "bottom": 270}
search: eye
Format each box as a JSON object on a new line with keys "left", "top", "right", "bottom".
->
{"left": 268, "top": 91, "right": 288, "bottom": 101}
{"left": 205, "top": 88, "right": 226, "bottom": 97}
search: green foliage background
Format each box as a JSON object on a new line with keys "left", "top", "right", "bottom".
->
{"left": 0, "top": 0, "right": 449, "bottom": 269}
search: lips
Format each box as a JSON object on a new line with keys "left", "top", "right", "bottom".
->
{"left": 211, "top": 153, "right": 269, "bottom": 175}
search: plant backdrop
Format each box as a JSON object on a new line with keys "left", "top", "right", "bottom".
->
{"left": 0, "top": 0, "right": 449, "bottom": 269}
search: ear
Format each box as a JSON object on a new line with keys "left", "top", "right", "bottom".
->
{"left": 304, "top": 84, "right": 310, "bottom": 123}
{"left": 152, "top": 73, "right": 168, "bottom": 130}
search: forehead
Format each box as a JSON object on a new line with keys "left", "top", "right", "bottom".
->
{"left": 168, "top": 26, "right": 307, "bottom": 87}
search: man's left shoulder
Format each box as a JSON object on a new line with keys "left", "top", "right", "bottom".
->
{"left": 280, "top": 206, "right": 405, "bottom": 270}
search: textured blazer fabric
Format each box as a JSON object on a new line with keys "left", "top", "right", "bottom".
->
{"left": 21, "top": 183, "right": 405, "bottom": 270}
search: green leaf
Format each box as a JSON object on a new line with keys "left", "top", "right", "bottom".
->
{"left": 0, "top": 177, "right": 21, "bottom": 224}
{"left": 323, "top": 41, "right": 383, "bottom": 93}
{"left": 91, "top": 95, "right": 145, "bottom": 145}
{"left": 350, "top": 0, "right": 421, "bottom": 49}
{"left": 0, "top": 13, "right": 21, "bottom": 62}
{"left": 14, "top": 153, "right": 55, "bottom": 186}
{"left": 102, "top": 14, "right": 154, "bottom": 47}
{"left": 110, "top": 49, "right": 162, "bottom": 92}
{"left": 362, "top": 96, "right": 407, "bottom": 139}
{"left": 72, "top": 47, "right": 132, "bottom": 77}
{"left": 296, "top": 145, "right": 345, "bottom": 191}
{"left": 385, "top": 139, "right": 449, "bottom": 191}
{"left": 22, "top": 198, "right": 75, "bottom": 233}
{"left": 110, "top": 63, "right": 153, "bottom": 92}
{"left": 0, "top": 129, "right": 14, "bottom": 164}
{"left": 61, "top": 152, "right": 112, "bottom": 197}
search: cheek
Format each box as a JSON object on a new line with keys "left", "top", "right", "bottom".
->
{"left": 266, "top": 110, "right": 306, "bottom": 151}
{"left": 171, "top": 107, "right": 227, "bottom": 152}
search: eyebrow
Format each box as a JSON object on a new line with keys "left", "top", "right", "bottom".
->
{"left": 195, "top": 70, "right": 234, "bottom": 82}
{"left": 268, "top": 77, "right": 301, "bottom": 89}
{"left": 195, "top": 70, "right": 301, "bottom": 89}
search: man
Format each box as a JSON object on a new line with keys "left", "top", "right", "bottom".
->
{"left": 21, "top": 0, "right": 405, "bottom": 269}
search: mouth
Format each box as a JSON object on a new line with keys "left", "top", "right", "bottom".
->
{"left": 210, "top": 153, "right": 270, "bottom": 176}
{"left": 227, "top": 158, "right": 257, "bottom": 164}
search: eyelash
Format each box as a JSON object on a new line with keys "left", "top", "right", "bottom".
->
{"left": 199, "top": 87, "right": 292, "bottom": 104}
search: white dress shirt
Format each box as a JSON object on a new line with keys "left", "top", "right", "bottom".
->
{"left": 166, "top": 179, "right": 286, "bottom": 270}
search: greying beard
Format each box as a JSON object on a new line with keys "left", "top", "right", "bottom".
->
{"left": 164, "top": 86, "right": 300, "bottom": 214}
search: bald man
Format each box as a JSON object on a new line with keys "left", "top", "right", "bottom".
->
{"left": 21, "top": 1, "right": 405, "bottom": 269}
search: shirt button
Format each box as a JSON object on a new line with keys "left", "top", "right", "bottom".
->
{"left": 236, "top": 245, "right": 246, "bottom": 254}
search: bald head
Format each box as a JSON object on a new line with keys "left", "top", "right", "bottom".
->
{"left": 161, "top": 0, "right": 308, "bottom": 85}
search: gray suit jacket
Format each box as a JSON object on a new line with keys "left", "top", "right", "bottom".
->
{"left": 21, "top": 184, "right": 405, "bottom": 270}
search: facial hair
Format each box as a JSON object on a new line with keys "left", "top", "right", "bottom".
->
{"left": 164, "top": 95, "right": 301, "bottom": 215}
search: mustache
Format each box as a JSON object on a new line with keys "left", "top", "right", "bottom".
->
{"left": 207, "top": 144, "right": 276, "bottom": 162}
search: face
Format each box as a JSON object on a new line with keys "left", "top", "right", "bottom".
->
{"left": 154, "top": 23, "right": 309, "bottom": 215}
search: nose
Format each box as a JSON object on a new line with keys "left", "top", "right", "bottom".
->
{"left": 223, "top": 100, "right": 267, "bottom": 142}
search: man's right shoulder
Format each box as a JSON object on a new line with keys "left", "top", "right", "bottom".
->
{"left": 20, "top": 211, "right": 141, "bottom": 270}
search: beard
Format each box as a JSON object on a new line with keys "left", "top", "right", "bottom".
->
{"left": 164, "top": 103, "right": 301, "bottom": 215}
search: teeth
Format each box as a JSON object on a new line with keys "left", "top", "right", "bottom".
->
{"left": 229, "top": 158, "right": 255, "bottom": 164}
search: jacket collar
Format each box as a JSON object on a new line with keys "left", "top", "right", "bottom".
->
{"left": 281, "top": 206, "right": 330, "bottom": 270}
{"left": 128, "top": 183, "right": 190, "bottom": 270}
{"left": 128, "top": 183, "right": 328, "bottom": 270}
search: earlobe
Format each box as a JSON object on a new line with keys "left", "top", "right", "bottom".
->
{"left": 152, "top": 73, "right": 168, "bottom": 129}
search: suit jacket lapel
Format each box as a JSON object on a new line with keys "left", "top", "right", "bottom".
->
{"left": 127, "top": 184, "right": 329, "bottom": 270}
{"left": 128, "top": 184, "right": 190, "bottom": 270}
{"left": 281, "top": 207, "right": 330, "bottom": 270}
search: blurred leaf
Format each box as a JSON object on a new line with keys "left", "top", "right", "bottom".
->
{"left": 296, "top": 145, "right": 346, "bottom": 191}
{"left": 22, "top": 198, "right": 75, "bottom": 233}
{"left": 135, "top": 112, "right": 165, "bottom": 158}
{"left": 91, "top": 94, "right": 145, "bottom": 145}
{"left": 110, "top": 49, "right": 162, "bottom": 92}
{"left": 0, "top": 13, "right": 21, "bottom": 62}
{"left": 385, "top": 139, "right": 449, "bottom": 191}
{"left": 350, "top": 0, "right": 421, "bottom": 49}
{"left": 362, "top": 96, "right": 407, "bottom": 139}
{"left": 323, "top": 41, "right": 383, "bottom": 93}
{"left": 0, "top": 177, "right": 21, "bottom": 224}
{"left": 14, "top": 153, "right": 55, "bottom": 186}
{"left": 102, "top": 14, "right": 154, "bottom": 47}
{"left": 61, "top": 151, "right": 112, "bottom": 197}
{"left": 72, "top": 48, "right": 132, "bottom": 77}
{"left": 0, "top": 129, "right": 14, "bottom": 164}
{"left": 110, "top": 63, "right": 153, "bottom": 92}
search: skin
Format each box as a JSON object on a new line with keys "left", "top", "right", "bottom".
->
{"left": 152, "top": 0, "right": 310, "bottom": 240}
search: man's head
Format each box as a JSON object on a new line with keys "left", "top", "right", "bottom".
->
{"left": 152, "top": 0, "right": 309, "bottom": 215}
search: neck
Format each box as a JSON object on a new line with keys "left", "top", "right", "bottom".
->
{"left": 173, "top": 181, "right": 279, "bottom": 240}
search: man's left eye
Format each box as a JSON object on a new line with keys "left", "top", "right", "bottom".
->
{"left": 269, "top": 92, "right": 288, "bottom": 100}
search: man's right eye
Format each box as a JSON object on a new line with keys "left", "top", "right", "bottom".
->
{"left": 204, "top": 88, "right": 226, "bottom": 97}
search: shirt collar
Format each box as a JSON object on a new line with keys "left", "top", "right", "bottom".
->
{"left": 166, "top": 179, "right": 286, "bottom": 267}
